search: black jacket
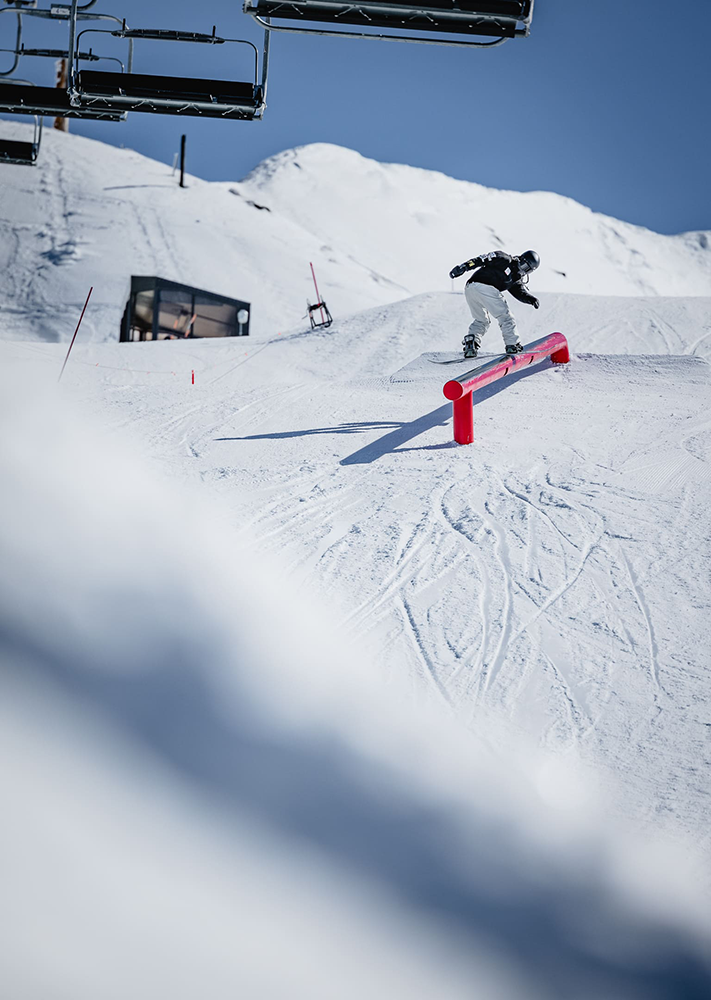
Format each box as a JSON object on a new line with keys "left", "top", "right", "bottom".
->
{"left": 462, "top": 251, "right": 538, "bottom": 305}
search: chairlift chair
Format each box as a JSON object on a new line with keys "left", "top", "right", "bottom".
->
{"left": 0, "top": 105, "right": 41, "bottom": 163}
{"left": 244, "top": 0, "right": 534, "bottom": 47}
{"left": 67, "top": 2, "right": 270, "bottom": 121}
{"left": 0, "top": 76, "right": 122, "bottom": 116}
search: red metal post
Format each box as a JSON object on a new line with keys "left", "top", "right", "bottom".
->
{"left": 452, "top": 393, "right": 474, "bottom": 444}
{"left": 550, "top": 341, "right": 570, "bottom": 364}
{"left": 443, "top": 332, "right": 569, "bottom": 445}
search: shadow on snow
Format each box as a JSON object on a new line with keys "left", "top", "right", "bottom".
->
{"left": 215, "top": 359, "right": 553, "bottom": 465}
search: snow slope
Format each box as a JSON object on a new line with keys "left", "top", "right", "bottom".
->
{"left": 2, "top": 129, "right": 711, "bottom": 997}
{"left": 7, "top": 291, "right": 711, "bottom": 863}
{"left": 0, "top": 122, "right": 709, "bottom": 346}
{"left": 2, "top": 336, "right": 711, "bottom": 1000}
{"left": 239, "top": 143, "right": 711, "bottom": 298}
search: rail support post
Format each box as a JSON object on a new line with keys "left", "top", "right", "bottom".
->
{"left": 442, "top": 332, "right": 569, "bottom": 445}
{"left": 550, "top": 342, "right": 570, "bottom": 364}
{"left": 452, "top": 392, "right": 474, "bottom": 445}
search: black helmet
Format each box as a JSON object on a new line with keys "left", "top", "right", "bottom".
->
{"left": 518, "top": 250, "right": 540, "bottom": 274}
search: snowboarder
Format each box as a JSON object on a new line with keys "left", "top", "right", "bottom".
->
{"left": 449, "top": 250, "right": 541, "bottom": 358}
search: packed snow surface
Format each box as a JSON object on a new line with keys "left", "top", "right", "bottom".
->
{"left": 0, "top": 123, "right": 710, "bottom": 344}
{"left": 2, "top": 129, "right": 711, "bottom": 998}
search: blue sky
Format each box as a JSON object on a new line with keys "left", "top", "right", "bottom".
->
{"left": 2, "top": 0, "right": 709, "bottom": 235}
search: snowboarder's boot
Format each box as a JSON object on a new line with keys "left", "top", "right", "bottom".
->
{"left": 462, "top": 336, "right": 479, "bottom": 359}
{"left": 505, "top": 343, "right": 524, "bottom": 355}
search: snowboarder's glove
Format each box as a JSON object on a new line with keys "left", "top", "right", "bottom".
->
{"left": 532, "top": 297, "right": 540, "bottom": 309}
{"left": 449, "top": 263, "right": 467, "bottom": 279}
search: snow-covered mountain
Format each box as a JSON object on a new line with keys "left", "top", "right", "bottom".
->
{"left": 0, "top": 121, "right": 709, "bottom": 345}
{"left": 239, "top": 143, "right": 711, "bottom": 298}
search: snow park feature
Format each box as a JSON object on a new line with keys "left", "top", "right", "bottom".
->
{"left": 443, "top": 333, "right": 570, "bottom": 444}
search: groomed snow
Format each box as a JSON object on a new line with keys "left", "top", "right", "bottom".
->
{"left": 2, "top": 129, "right": 711, "bottom": 999}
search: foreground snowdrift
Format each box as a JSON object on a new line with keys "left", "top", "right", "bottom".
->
{"left": 0, "top": 123, "right": 709, "bottom": 346}
{"left": 2, "top": 353, "right": 711, "bottom": 1000}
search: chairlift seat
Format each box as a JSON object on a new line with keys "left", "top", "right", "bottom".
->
{"left": 0, "top": 138, "right": 38, "bottom": 165}
{"left": 76, "top": 69, "right": 263, "bottom": 118}
{"left": 245, "top": 0, "right": 533, "bottom": 38}
{"left": 0, "top": 81, "right": 123, "bottom": 119}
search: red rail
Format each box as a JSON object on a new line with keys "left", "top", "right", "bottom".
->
{"left": 443, "top": 332, "right": 569, "bottom": 444}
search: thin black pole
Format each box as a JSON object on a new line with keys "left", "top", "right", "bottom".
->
{"left": 58, "top": 287, "right": 93, "bottom": 382}
{"left": 179, "top": 134, "right": 186, "bottom": 189}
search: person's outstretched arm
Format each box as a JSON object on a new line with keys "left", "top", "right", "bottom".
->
{"left": 449, "top": 251, "right": 515, "bottom": 279}
{"left": 449, "top": 256, "right": 483, "bottom": 279}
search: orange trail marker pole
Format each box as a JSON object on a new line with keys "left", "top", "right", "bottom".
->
{"left": 58, "top": 287, "right": 93, "bottom": 383}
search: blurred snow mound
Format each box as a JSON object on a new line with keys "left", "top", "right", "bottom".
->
{"left": 2, "top": 354, "right": 711, "bottom": 999}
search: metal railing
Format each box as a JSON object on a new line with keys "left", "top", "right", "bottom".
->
{"left": 442, "top": 332, "right": 570, "bottom": 444}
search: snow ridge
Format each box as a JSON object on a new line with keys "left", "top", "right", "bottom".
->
{"left": 0, "top": 124, "right": 710, "bottom": 345}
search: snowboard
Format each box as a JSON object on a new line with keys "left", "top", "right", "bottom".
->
{"left": 428, "top": 352, "right": 501, "bottom": 366}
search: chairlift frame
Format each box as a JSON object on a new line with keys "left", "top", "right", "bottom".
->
{"left": 0, "top": 95, "right": 41, "bottom": 162}
{"left": 244, "top": 0, "right": 534, "bottom": 49}
{"left": 65, "top": 0, "right": 271, "bottom": 121}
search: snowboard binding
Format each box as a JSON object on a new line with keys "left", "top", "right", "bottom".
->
{"left": 462, "top": 335, "right": 479, "bottom": 360}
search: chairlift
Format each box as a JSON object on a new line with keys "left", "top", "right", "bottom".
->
{"left": 67, "top": 3, "right": 270, "bottom": 121}
{"left": 244, "top": 0, "right": 534, "bottom": 48}
{"left": 0, "top": 104, "right": 41, "bottom": 163}
{"left": 0, "top": 1, "right": 129, "bottom": 119}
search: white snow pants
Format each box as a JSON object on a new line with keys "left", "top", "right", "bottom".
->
{"left": 464, "top": 281, "right": 518, "bottom": 348}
